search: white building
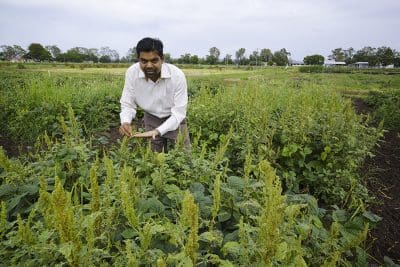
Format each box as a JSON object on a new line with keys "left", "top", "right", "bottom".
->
{"left": 353, "top": 62, "right": 369, "bottom": 68}
{"left": 289, "top": 59, "right": 305, "bottom": 66}
{"left": 324, "top": 60, "right": 346, "bottom": 67}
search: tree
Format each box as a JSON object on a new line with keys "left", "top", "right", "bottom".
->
{"left": 45, "top": 45, "right": 61, "bottom": 59}
{"left": 206, "top": 47, "right": 220, "bottom": 65}
{"left": 86, "top": 48, "right": 99, "bottom": 62}
{"left": 163, "top": 53, "right": 172, "bottom": 63}
{"left": 279, "top": 48, "right": 291, "bottom": 57}
{"left": 223, "top": 54, "right": 233, "bottom": 65}
{"left": 353, "top": 47, "right": 378, "bottom": 66}
{"left": 13, "top": 45, "right": 26, "bottom": 58}
{"left": 59, "top": 49, "right": 84, "bottom": 62}
{"left": 249, "top": 50, "right": 260, "bottom": 66}
{"left": 26, "top": 43, "right": 51, "bottom": 61}
{"left": 272, "top": 48, "right": 291, "bottom": 66}
{"left": 99, "top": 55, "right": 111, "bottom": 63}
{"left": 99, "top": 46, "right": 119, "bottom": 62}
{"left": 178, "top": 53, "right": 191, "bottom": 64}
{"left": 376, "top": 46, "right": 394, "bottom": 66}
{"left": 235, "top": 48, "right": 246, "bottom": 65}
{"left": 303, "top": 54, "right": 325, "bottom": 65}
{"left": 0, "top": 45, "right": 26, "bottom": 60}
{"left": 394, "top": 56, "right": 400, "bottom": 68}
{"left": 0, "top": 45, "right": 14, "bottom": 60}
{"left": 344, "top": 47, "right": 355, "bottom": 64}
{"left": 55, "top": 47, "right": 93, "bottom": 62}
{"left": 329, "top": 48, "right": 345, "bottom": 62}
{"left": 260, "top": 48, "right": 272, "bottom": 64}
{"left": 126, "top": 47, "right": 137, "bottom": 62}
{"left": 190, "top": 55, "right": 199, "bottom": 64}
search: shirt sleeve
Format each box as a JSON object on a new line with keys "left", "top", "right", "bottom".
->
{"left": 119, "top": 68, "right": 137, "bottom": 124}
{"left": 156, "top": 73, "right": 188, "bottom": 136}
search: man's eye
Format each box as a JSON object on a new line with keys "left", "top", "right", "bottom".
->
{"left": 140, "top": 59, "right": 159, "bottom": 64}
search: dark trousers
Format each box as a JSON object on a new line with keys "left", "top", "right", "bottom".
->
{"left": 143, "top": 112, "right": 190, "bottom": 152}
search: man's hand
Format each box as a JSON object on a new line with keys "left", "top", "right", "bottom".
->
{"left": 132, "top": 129, "right": 160, "bottom": 139}
{"left": 119, "top": 122, "right": 133, "bottom": 137}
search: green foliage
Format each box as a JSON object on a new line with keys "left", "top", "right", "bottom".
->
{"left": 189, "top": 78, "right": 381, "bottom": 205}
{"left": 26, "top": 43, "right": 52, "bottom": 61}
{"left": 366, "top": 89, "right": 400, "bottom": 131}
{"left": 0, "top": 66, "right": 388, "bottom": 265}
{"left": 0, "top": 71, "right": 121, "bottom": 145}
{"left": 303, "top": 54, "right": 325, "bottom": 65}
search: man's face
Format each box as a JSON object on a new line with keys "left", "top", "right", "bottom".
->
{"left": 139, "top": 51, "right": 163, "bottom": 81}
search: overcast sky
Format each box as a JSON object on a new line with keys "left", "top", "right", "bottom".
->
{"left": 1, "top": 0, "right": 399, "bottom": 60}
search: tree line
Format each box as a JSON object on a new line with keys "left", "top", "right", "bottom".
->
{"left": 0, "top": 43, "right": 291, "bottom": 66}
{"left": 305, "top": 46, "right": 400, "bottom": 67}
{"left": 1, "top": 43, "right": 399, "bottom": 67}
{"left": 327, "top": 46, "right": 399, "bottom": 67}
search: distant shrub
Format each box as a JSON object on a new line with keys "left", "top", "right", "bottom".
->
{"left": 16, "top": 63, "right": 26, "bottom": 69}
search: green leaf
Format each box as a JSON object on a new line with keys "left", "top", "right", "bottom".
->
{"left": 332, "top": 209, "right": 348, "bottom": 222}
{"left": 321, "top": 146, "right": 331, "bottom": 161}
{"left": 7, "top": 192, "right": 28, "bottom": 211}
{"left": 150, "top": 223, "right": 165, "bottom": 235}
{"left": 383, "top": 256, "right": 399, "bottom": 267}
{"left": 311, "top": 215, "right": 323, "bottom": 228}
{"left": 20, "top": 183, "right": 39, "bottom": 195}
{"left": 0, "top": 184, "right": 16, "bottom": 197}
{"left": 221, "top": 241, "right": 241, "bottom": 256}
{"left": 38, "top": 230, "right": 54, "bottom": 243}
{"left": 221, "top": 186, "right": 236, "bottom": 197}
{"left": 296, "top": 223, "right": 311, "bottom": 239}
{"left": 199, "top": 230, "right": 223, "bottom": 246}
{"left": 58, "top": 242, "right": 74, "bottom": 259}
{"left": 303, "top": 146, "right": 312, "bottom": 155}
{"left": 217, "top": 211, "right": 231, "bottom": 222}
{"left": 227, "top": 176, "right": 245, "bottom": 190}
{"left": 190, "top": 182, "right": 205, "bottom": 194}
{"left": 362, "top": 211, "right": 382, "bottom": 223}
{"left": 282, "top": 144, "right": 299, "bottom": 157}
{"left": 275, "top": 241, "right": 288, "bottom": 261}
{"left": 121, "top": 228, "right": 136, "bottom": 239}
{"left": 163, "top": 184, "right": 183, "bottom": 202}
{"left": 237, "top": 199, "right": 260, "bottom": 216}
{"left": 136, "top": 197, "right": 165, "bottom": 216}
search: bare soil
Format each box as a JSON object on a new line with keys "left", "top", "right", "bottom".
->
{"left": 352, "top": 98, "right": 400, "bottom": 264}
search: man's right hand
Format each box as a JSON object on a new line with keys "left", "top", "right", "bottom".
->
{"left": 119, "top": 122, "right": 133, "bottom": 138}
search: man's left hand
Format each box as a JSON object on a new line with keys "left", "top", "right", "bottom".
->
{"left": 132, "top": 129, "right": 159, "bottom": 139}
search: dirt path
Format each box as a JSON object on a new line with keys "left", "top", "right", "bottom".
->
{"left": 352, "top": 98, "right": 400, "bottom": 264}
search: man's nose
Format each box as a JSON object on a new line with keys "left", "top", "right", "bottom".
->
{"left": 145, "top": 62, "right": 153, "bottom": 68}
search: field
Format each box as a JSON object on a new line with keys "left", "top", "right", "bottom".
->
{"left": 0, "top": 62, "right": 399, "bottom": 266}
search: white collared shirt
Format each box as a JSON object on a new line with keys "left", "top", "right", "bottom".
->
{"left": 120, "top": 62, "right": 188, "bottom": 136}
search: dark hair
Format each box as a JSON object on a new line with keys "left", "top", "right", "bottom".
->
{"left": 136, "top": 37, "right": 164, "bottom": 58}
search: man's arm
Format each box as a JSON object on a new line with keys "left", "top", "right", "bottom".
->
{"left": 119, "top": 69, "right": 137, "bottom": 137}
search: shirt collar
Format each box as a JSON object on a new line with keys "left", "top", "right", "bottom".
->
{"left": 138, "top": 63, "right": 171, "bottom": 80}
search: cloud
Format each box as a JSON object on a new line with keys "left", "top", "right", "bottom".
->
{"left": 1, "top": 0, "right": 399, "bottom": 59}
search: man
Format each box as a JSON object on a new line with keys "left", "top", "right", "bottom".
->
{"left": 119, "top": 37, "right": 190, "bottom": 152}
